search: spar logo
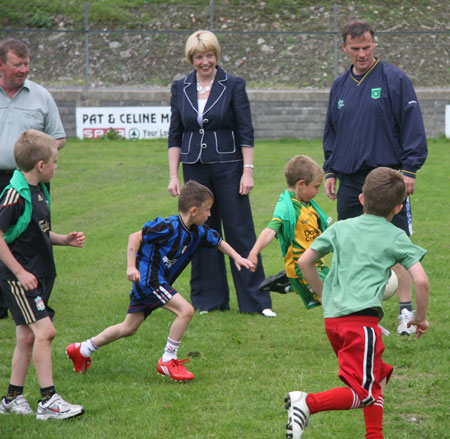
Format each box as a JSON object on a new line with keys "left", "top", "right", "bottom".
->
{"left": 83, "top": 128, "right": 126, "bottom": 139}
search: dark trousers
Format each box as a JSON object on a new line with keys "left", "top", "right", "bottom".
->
{"left": 183, "top": 161, "right": 272, "bottom": 313}
{"left": 337, "top": 172, "right": 410, "bottom": 235}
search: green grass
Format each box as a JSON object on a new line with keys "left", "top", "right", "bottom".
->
{"left": 0, "top": 137, "right": 448, "bottom": 438}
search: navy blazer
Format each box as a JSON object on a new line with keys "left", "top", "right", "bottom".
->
{"left": 168, "top": 66, "right": 254, "bottom": 164}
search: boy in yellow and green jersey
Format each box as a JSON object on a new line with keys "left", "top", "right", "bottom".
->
{"left": 248, "top": 155, "right": 329, "bottom": 309}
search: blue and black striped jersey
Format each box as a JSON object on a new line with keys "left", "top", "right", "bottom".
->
{"left": 133, "top": 214, "right": 221, "bottom": 297}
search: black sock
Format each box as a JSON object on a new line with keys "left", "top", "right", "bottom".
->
{"left": 399, "top": 301, "right": 413, "bottom": 313}
{"left": 40, "top": 385, "right": 56, "bottom": 403}
{"left": 5, "top": 384, "right": 24, "bottom": 403}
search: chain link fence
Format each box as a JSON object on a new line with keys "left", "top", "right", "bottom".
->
{"left": 1, "top": 2, "right": 449, "bottom": 89}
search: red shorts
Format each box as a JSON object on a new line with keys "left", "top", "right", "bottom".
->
{"left": 325, "top": 315, "right": 393, "bottom": 406}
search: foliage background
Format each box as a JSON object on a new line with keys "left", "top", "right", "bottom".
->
{"left": 0, "top": 0, "right": 449, "bottom": 88}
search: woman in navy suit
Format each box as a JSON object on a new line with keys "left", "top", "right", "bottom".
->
{"left": 167, "top": 30, "right": 275, "bottom": 317}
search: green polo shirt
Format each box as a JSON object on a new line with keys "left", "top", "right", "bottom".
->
{"left": 0, "top": 79, "right": 65, "bottom": 170}
{"left": 311, "top": 214, "right": 426, "bottom": 320}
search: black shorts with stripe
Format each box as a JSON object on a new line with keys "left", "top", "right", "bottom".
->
{"left": 0, "top": 277, "right": 55, "bottom": 326}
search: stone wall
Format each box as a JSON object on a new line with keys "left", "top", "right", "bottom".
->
{"left": 51, "top": 88, "right": 449, "bottom": 140}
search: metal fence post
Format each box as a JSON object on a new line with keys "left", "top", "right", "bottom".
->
{"left": 333, "top": 3, "right": 338, "bottom": 79}
{"left": 84, "top": 2, "right": 89, "bottom": 90}
{"left": 209, "top": 0, "right": 214, "bottom": 31}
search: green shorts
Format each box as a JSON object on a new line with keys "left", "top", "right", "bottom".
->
{"left": 288, "top": 265, "right": 328, "bottom": 310}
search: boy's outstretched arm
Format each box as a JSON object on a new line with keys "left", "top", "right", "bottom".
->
{"left": 298, "top": 248, "right": 323, "bottom": 299}
{"left": 218, "top": 240, "right": 255, "bottom": 272}
{"left": 248, "top": 228, "right": 276, "bottom": 270}
{"left": 127, "top": 231, "right": 142, "bottom": 282}
{"left": 0, "top": 232, "right": 37, "bottom": 291}
{"left": 406, "top": 261, "right": 430, "bottom": 338}
{"left": 50, "top": 231, "right": 85, "bottom": 247}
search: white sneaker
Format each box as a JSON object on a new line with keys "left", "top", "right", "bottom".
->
{"left": 36, "top": 393, "right": 84, "bottom": 420}
{"left": 261, "top": 308, "right": 277, "bottom": 317}
{"left": 285, "top": 391, "right": 310, "bottom": 439}
{"left": 397, "top": 308, "right": 416, "bottom": 335}
{"left": 0, "top": 395, "right": 34, "bottom": 415}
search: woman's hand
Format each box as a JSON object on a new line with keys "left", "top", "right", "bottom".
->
{"left": 239, "top": 169, "right": 254, "bottom": 195}
{"left": 168, "top": 176, "right": 181, "bottom": 196}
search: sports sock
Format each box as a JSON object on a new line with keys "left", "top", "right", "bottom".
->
{"left": 40, "top": 385, "right": 56, "bottom": 403}
{"left": 162, "top": 337, "right": 180, "bottom": 362}
{"left": 5, "top": 384, "right": 24, "bottom": 403}
{"left": 80, "top": 338, "right": 98, "bottom": 357}
{"left": 399, "top": 301, "right": 413, "bottom": 313}
{"left": 363, "top": 395, "right": 384, "bottom": 438}
{"left": 306, "top": 387, "right": 361, "bottom": 414}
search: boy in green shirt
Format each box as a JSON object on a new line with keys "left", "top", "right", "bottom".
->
{"left": 249, "top": 155, "right": 329, "bottom": 309}
{"left": 286, "top": 167, "right": 430, "bottom": 439}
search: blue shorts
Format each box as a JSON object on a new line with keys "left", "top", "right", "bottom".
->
{"left": 128, "top": 281, "right": 177, "bottom": 319}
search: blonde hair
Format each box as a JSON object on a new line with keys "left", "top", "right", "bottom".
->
{"left": 14, "top": 130, "right": 58, "bottom": 172}
{"left": 185, "top": 30, "right": 221, "bottom": 64}
{"left": 362, "top": 167, "right": 406, "bottom": 217}
{"left": 284, "top": 155, "right": 324, "bottom": 187}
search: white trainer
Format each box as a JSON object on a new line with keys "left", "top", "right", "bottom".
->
{"left": 285, "top": 391, "right": 310, "bottom": 439}
{"left": 36, "top": 393, "right": 84, "bottom": 420}
{"left": 0, "top": 395, "right": 34, "bottom": 415}
{"left": 397, "top": 308, "right": 416, "bottom": 335}
{"left": 261, "top": 308, "right": 277, "bottom": 317}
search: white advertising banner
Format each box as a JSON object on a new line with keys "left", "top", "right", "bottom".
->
{"left": 76, "top": 106, "right": 171, "bottom": 139}
{"left": 446, "top": 105, "right": 450, "bottom": 138}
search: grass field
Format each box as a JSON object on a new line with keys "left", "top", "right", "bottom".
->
{"left": 0, "top": 137, "right": 448, "bottom": 438}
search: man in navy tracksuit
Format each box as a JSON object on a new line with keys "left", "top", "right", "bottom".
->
{"left": 322, "top": 20, "right": 428, "bottom": 336}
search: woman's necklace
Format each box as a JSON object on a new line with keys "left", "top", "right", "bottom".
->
{"left": 197, "top": 79, "right": 214, "bottom": 95}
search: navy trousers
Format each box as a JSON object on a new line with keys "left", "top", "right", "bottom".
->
{"left": 183, "top": 161, "right": 272, "bottom": 313}
{"left": 336, "top": 172, "right": 410, "bottom": 235}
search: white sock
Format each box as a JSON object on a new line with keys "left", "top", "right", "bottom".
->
{"left": 162, "top": 337, "right": 180, "bottom": 362}
{"left": 80, "top": 338, "right": 98, "bottom": 357}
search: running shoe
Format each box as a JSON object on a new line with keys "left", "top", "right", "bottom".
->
{"left": 36, "top": 393, "right": 84, "bottom": 420}
{"left": 285, "top": 391, "right": 310, "bottom": 439}
{"left": 397, "top": 309, "right": 416, "bottom": 336}
{"left": 66, "top": 342, "right": 92, "bottom": 373}
{"left": 259, "top": 270, "right": 291, "bottom": 294}
{"left": 157, "top": 358, "right": 194, "bottom": 381}
{"left": 0, "top": 395, "right": 33, "bottom": 415}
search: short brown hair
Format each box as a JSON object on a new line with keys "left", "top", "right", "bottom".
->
{"left": 341, "top": 20, "right": 375, "bottom": 44}
{"left": 14, "top": 130, "right": 58, "bottom": 172}
{"left": 284, "top": 155, "right": 324, "bottom": 187}
{"left": 178, "top": 180, "right": 214, "bottom": 213}
{"left": 362, "top": 167, "right": 406, "bottom": 217}
{"left": 0, "top": 39, "right": 30, "bottom": 62}
{"left": 185, "top": 30, "right": 221, "bottom": 64}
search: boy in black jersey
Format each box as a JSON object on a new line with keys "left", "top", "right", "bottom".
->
{"left": 0, "top": 130, "right": 85, "bottom": 420}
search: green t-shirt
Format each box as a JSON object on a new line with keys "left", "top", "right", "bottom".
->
{"left": 311, "top": 214, "right": 426, "bottom": 320}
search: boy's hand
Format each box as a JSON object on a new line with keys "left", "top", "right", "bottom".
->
{"left": 247, "top": 252, "right": 258, "bottom": 271}
{"left": 17, "top": 269, "right": 38, "bottom": 291}
{"left": 408, "top": 318, "right": 430, "bottom": 339}
{"left": 234, "top": 256, "right": 255, "bottom": 272}
{"left": 66, "top": 232, "right": 85, "bottom": 247}
{"left": 127, "top": 267, "right": 141, "bottom": 282}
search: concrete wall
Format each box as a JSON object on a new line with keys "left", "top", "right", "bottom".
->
{"left": 51, "top": 88, "right": 450, "bottom": 140}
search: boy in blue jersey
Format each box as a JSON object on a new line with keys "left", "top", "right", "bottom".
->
{"left": 67, "top": 180, "right": 254, "bottom": 381}
{"left": 0, "top": 130, "right": 85, "bottom": 419}
{"left": 285, "top": 167, "right": 430, "bottom": 439}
